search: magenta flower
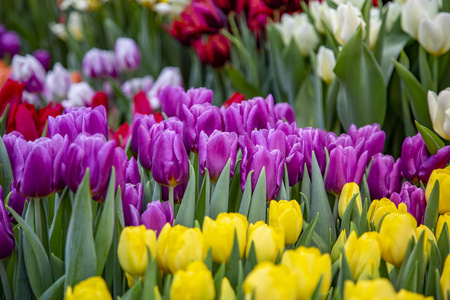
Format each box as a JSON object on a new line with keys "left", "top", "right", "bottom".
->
{"left": 141, "top": 200, "right": 174, "bottom": 235}
{"left": 0, "top": 192, "right": 14, "bottom": 259}
{"left": 367, "top": 154, "right": 401, "bottom": 200}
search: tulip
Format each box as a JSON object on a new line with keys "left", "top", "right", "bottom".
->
{"left": 62, "top": 82, "right": 95, "bottom": 108}
{"left": 243, "top": 262, "right": 297, "bottom": 300}
{"left": 0, "top": 31, "right": 20, "bottom": 58}
{"left": 369, "top": 8, "right": 382, "bottom": 49}
{"left": 401, "top": 0, "right": 438, "bottom": 39}
{"left": 436, "top": 213, "right": 450, "bottom": 242}
{"left": 325, "top": 146, "right": 368, "bottom": 194}
{"left": 334, "top": 3, "right": 366, "bottom": 45}
{"left": 222, "top": 103, "right": 246, "bottom": 136}
{"left": 309, "top": 1, "right": 334, "bottom": 33}
{"left": 192, "top": 33, "right": 230, "bottom": 68}
{"left": 442, "top": 255, "right": 450, "bottom": 300}
{"left": 198, "top": 130, "right": 238, "bottom": 182}
{"left": 126, "top": 157, "right": 140, "bottom": 185}
{"left": 130, "top": 113, "right": 159, "bottom": 154}
{"left": 7, "top": 188, "right": 27, "bottom": 223}
{"left": 132, "top": 91, "right": 152, "bottom": 115}
{"left": 223, "top": 91, "right": 245, "bottom": 109}
{"left": 0, "top": 195, "right": 14, "bottom": 259}
{"left": 269, "top": 200, "right": 303, "bottom": 245}
{"left": 285, "top": 141, "right": 305, "bottom": 186}
{"left": 147, "top": 67, "right": 184, "bottom": 110}
{"left": 418, "top": 13, "right": 450, "bottom": 57}
{"left": 243, "top": 96, "right": 277, "bottom": 135}
{"left": 331, "top": 229, "right": 347, "bottom": 262}
{"left": 115, "top": 37, "right": 141, "bottom": 72}
{"left": 122, "top": 76, "right": 154, "bottom": 98}
{"left": 157, "top": 224, "right": 207, "bottom": 273}
{"left": 6, "top": 103, "right": 39, "bottom": 141}
{"left": 246, "top": 221, "right": 285, "bottom": 263}
{"left": 281, "top": 246, "right": 332, "bottom": 300}
{"left": 386, "top": 2, "right": 402, "bottom": 32}
{"left": 367, "top": 154, "right": 401, "bottom": 200}
{"left": 0, "top": 79, "right": 24, "bottom": 117}
{"left": 392, "top": 181, "right": 426, "bottom": 224}
{"left": 299, "top": 127, "right": 328, "bottom": 175}
{"left": 161, "top": 181, "right": 187, "bottom": 203}
{"left": 62, "top": 133, "right": 115, "bottom": 198}
{"left": 274, "top": 103, "right": 295, "bottom": 124}
{"left": 344, "top": 231, "right": 381, "bottom": 280}
{"left": 400, "top": 133, "right": 428, "bottom": 184}
{"left": 151, "top": 130, "right": 189, "bottom": 188}
{"left": 170, "top": 261, "right": 215, "bottom": 300}
{"left": 65, "top": 276, "right": 112, "bottom": 300}
{"left": 428, "top": 88, "right": 450, "bottom": 140}
{"left": 368, "top": 198, "right": 402, "bottom": 227}
{"left": 141, "top": 200, "right": 174, "bottom": 235}
{"left": 379, "top": 209, "right": 417, "bottom": 266}
{"left": 344, "top": 278, "right": 397, "bottom": 300}
{"left": 202, "top": 213, "right": 248, "bottom": 263}
{"left": 247, "top": 0, "right": 274, "bottom": 34}
{"left": 219, "top": 277, "right": 236, "bottom": 300}
{"left": 338, "top": 182, "right": 363, "bottom": 219}
{"left": 398, "top": 289, "right": 434, "bottom": 300}
{"left": 82, "top": 48, "right": 118, "bottom": 79}
{"left": 11, "top": 54, "right": 46, "bottom": 93}
{"left": 32, "top": 49, "right": 51, "bottom": 72}
{"left": 416, "top": 224, "right": 437, "bottom": 261}
{"left": 418, "top": 146, "right": 450, "bottom": 183}
{"left": 317, "top": 46, "right": 336, "bottom": 84}
{"left": 122, "top": 183, "right": 143, "bottom": 227}
{"left": 348, "top": 124, "right": 386, "bottom": 159}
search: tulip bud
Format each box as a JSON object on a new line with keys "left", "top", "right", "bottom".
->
{"left": 367, "top": 154, "right": 401, "bottom": 200}
{"left": 392, "top": 181, "right": 426, "bottom": 224}
{"left": 220, "top": 277, "right": 236, "bottom": 300}
{"left": 281, "top": 246, "right": 332, "bottom": 300}
{"left": 425, "top": 167, "right": 450, "bottom": 214}
{"left": 401, "top": 0, "right": 438, "bottom": 39}
{"left": 157, "top": 224, "right": 207, "bottom": 273}
{"left": 0, "top": 31, "right": 20, "bottom": 58}
{"left": 344, "top": 231, "right": 382, "bottom": 280}
{"left": 115, "top": 38, "right": 141, "bottom": 72}
{"left": 334, "top": 3, "right": 366, "bottom": 45}
{"left": 243, "top": 262, "right": 298, "bottom": 300}
{"left": 65, "top": 276, "right": 112, "bottom": 300}
{"left": 379, "top": 209, "right": 417, "bottom": 266}
{"left": 428, "top": 89, "right": 450, "bottom": 140}
{"left": 82, "top": 48, "right": 118, "bottom": 79}
{"left": 192, "top": 33, "right": 231, "bottom": 68}
{"left": 344, "top": 278, "right": 396, "bottom": 299}
{"left": 122, "top": 76, "right": 154, "bottom": 98}
{"left": 331, "top": 229, "right": 347, "bottom": 262}
{"left": 170, "top": 261, "right": 215, "bottom": 300}
{"left": 147, "top": 67, "right": 184, "bottom": 111}
{"left": 269, "top": 200, "right": 303, "bottom": 245}
{"left": 441, "top": 255, "right": 450, "bottom": 300}
{"left": 246, "top": 221, "right": 284, "bottom": 263}
{"left": 418, "top": 13, "right": 450, "bottom": 57}
{"left": 398, "top": 289, "right": 434, "bottom": 300}
{"left": 368, "top": 198, "right": 402, "bottom": 228}
{"left": 118, "top": 225, "right": 157, "bottom": 278}
{"left": 141, "top": 200, "right": 174, "bottom": 235}
{"left": 338, "top": 182, "right": 363, "bottom": 219}
{"left": 44, "top": 63, "right": 71, "bottom": 101}
{"left": 309, "top": 1, "right": 333, "bottom": 34}
{"left": 400, "top": 133, "right": 428, "bottom": 184}
{"left": 62, "top": 82, "right": 96, "bottom": 108}
{"left": 0, "top": 196, "right": 14, "bottom": 260}
{"left": 274, "top": 103, "right": 295, "bottom": 124}
{"left": 416, "top": 224, "right": 437, "bottom": 262}
{"left": 11, "top": 54, "right": 46, "bottom": 93}
{"left": 436, "top": 213, "right": 450, "bottom": 242}
{"left": 317, "top": 46, "right": 336, "bottom": 84}
{"left": 123, "top": 183, "right": 143, "bottom": 227}
{"left": 369, "top": 8, "right": 382, "bottom": 49}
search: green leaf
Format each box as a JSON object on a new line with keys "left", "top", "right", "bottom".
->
{"left": 210, "top": 159, "right": 231, "bottom": 219}
{"left": 152, "top": 180, "right": 161, "bottom": 203}
{"left": 239, "top": 171, "right": 254, "bottom": 218}
{"left": 244, "top": 242, "right": 258, "bottom": 277}
{"left": 50, "top": 254, "right": 65, "bottom": 280}
{"left": 340, "top": 194, "right": 360, "bottom": 234}
{"left": 195, "top": 169, "right": 210, "bottom": 227}
{"left": 425, "top": 243, "right": 441, "bottom": 296}
{"left": 141, "top": 249, "right": 157, "bottom": 300}
{"left": 438, "top": 223, "right": 450, "bottom": 259}
{"left": 335, "top": 26, "right": 386, "bottom": 130}
{"left": 0, "top": 136, "right": 13, "bottom": 198}
{"left": 94, "top": 168, "right": 116, "bottom": 275}
{"left": 225, "top": 67, "right": 263, "bottom": 98}
{"left": 13, "top": 229, "right": 33, "bottom": 300}
{"left": 214, "top": 264, "right": 226, "bottom": 298}
{"left": 295, "top": 213, "right": 319, "bottom": 248}
{"left": 396, "top": 234, "right": 424, "bottom": 291}
{"left": 65, "top": 170, "right": 97, "bottom": 289}
{"left": 49, "top": 190, "right": 67, "bottom": 260}
{"left": 175, "top": 163, "right": 196, "bottom": 227}
{"left": 424, "top": 180, "right": 440, "bottom": 232}
{"left": 337, "top": 251, "right": 353, "bottom": 297}
{"left": 121, "top": 278, "right": 142, "bottom": 300}
{"left": 39, "top": 275, "right": 66, "bottom": 300}
{"left": 225, "top": 231, "right": 241, "bottom": 288}
{"left": 358, "top": 198, "right": 369, "bottom": 235}
{"left": 416, "top": 121, "right": 445, "bottom": 156}
{"left": 248, "top": 168, "right": 266, "bottom": 224}
{"left": 380, "top": 33, "right": 410, "bottom": 83}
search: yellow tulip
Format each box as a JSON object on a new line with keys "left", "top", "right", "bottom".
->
{"left": 117, "top": 225, "right": 157, "bottom": 278}
{"left": 246, "top": 221, "right": 284, "bottom": 263}
{"left": 344, "top": 278, "right": 396, "bottom": 300}
{"left": 243, "top": 262, "right": 297, "bottom": 300}
{"left": 442, "top": 255, "right": 450, "bottom": 300}
{"left": 436, "top": 213, "right": 450, "bottom": 242}
{"left": 338, "top": 182, "right": 363, "bottom": 219}
{"left": 269, "top": 200, "right": 303, "bottom": 245}
{"left": 426, "top": 167, "right": 450, "bottom": 214}
{"left": 344, "top": 231, "right": 381, "bottom": 281}
{"left": 170, "top": 261, "right": 215, "bottom": 300}
{"left": 379, "top": 210, "right": 417, "bottom": 267}
{"left": 157, "top": 224, "right": 207, "bottom": 273}
{"left": 367, "top": 198, "right": 399, "bottom": 227}
{"left": 219, "top": 277, "right": 236, "bottom": 300}
{"left": 416, "top": 224, "right": 437, "bottom": 261}
{"left": 65, "top": 276, "right": 112, "bottom": 300}
{"left": 202, "top": 213, "right": 248, "bottom": 263}
{"left": 397, "top": 289, "right": 434, "bottom": 300}
{"left": 281, "top": 246, "right": 332, "bottom": 300}
{"left": 331, "top": 229, "right": 347, "bottom": 263}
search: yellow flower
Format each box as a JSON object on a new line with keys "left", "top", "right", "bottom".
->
{"left": 436, "top": 213, "right": 450, "bottom": 241}
{"left": 117, "top": 225, "right": 157, "bottom": 278}
{"left": 281, "top": 246, "right": 332, "bottom": 300}
{"left": 416, "top": 224, "right": 437, "bottom": 261}
{"left": 219, "top": 277, "right": 236, "bottom": 300}
{"left": 243, "top": 262, "right": 297, "bottom": 300}
{"left": 269, "top": 200, "right": 303, "bottom": 245}
{"left": 65, "top": 276, "right": 112, "bottom": 300}
{"left": 246, "top": 221, "right": 285, "bottom": 263}
{"left": 157, "top": 224, "right": 207, "bottom": 273}
{"left": 397, "top": 289, "right": 434, "bottom": 300}
{"left": 339, "top": 182, "right": 363, "bottom": 219}
{"left": 368, "top": 198, "right": 399, "bottom": 227}
{"left": 426, "top": 167, "right": 450, "bottom": 214}
{"left": 442, "top": 255, "right": 450, "bottom": 300}
{"left": 170, "top": 261, "right": 215, "bottom": 300}
{"left": 379, "top": 210, "right": 417, "bottom": 267}
{"left": 202, "top": 212, "right": 248, "bottom": 263}
{"left": 344, "top": 278, "right": 396, "bottom": 300}
{"left": 331, "top": 229, "right": 347, "bottom": 262}
{"left": 344, "top": 231, "right": 381, "bottom": 281}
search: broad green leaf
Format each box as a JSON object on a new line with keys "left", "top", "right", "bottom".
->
{"left": 141, "top": 249, "right": 157, "bottom": 300}
{"left": 195, "top": 169, "right": 210, "bottom": 227}
{"left": 225, "top": 231, "right": 241, "bottom": 288}
{"left": 416, "top": 121, "right": 445, "bottom": 156}
{"left": 248, "top": 168, "right": 266, "bottom": 224}
{"left": 225, "top": 67, "right": 263, "bottom": 98}
{"left": 337, "top": 251, "right": 353, "bottom": 297}
{"left": 239, "top": 171, "right": 254, "bottom": 218}
{"left": 13, "top": 230, "right": 33, "bottom": 300}
{"left": 214, "top": 264, "right": 226, "bottom": 298}
{"left": 121, "top": 278, "right": 142, "bottom": 300}
{"left": 419, "top": 46, "right": 435, "bottom": 92}
{"left": 0, "top": 137, "right": 13, "bottom": 198}
{"left": 380, "top": 33, "right": 410, "bottom": 83}
{"left": 424, "top": 180, "right": 440, "bottom": 232}
{"left": 438, "top": 223, "right": 450, "bottom": 259}
{"left": 295, "top": 213, "right": 319, "bottom": 248}
{"left": 175, "top": 163, "right": 196, "bottom": 227}
{"left": 396, "top": 234, "right": 424, "bottom": 291}
{"left": 210, "top": 159, "right": 231, "bottom": 219}
{"left": 40, "top": 275, "right": 66, "bottom": 300}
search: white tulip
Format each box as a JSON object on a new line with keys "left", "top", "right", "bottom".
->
{"left": 309, "top": 1, "right": 335, "bottom": 33}
{"left": 275, "top": 14, "right": 298, "bottom": 45}
{"left": 370, "top": 8, "right": 382, "bottom": 49}
{"left": 428, "top": 88, "right": 450, "bottom": 140}
{"left": 401, "top": 0, "right": 438, "bottom": 39}
{"left": 44, "top": 63, "right": 72, "bottom": 101}
{"left": 62, "top": 82, "right": 95, "bottom": 108}
{"left": 334, "top": 3, "right": 366, "bottom": 45}
{"left": 418, "top": 13, "right": 450, "bottom": 57}
{"left": 385, "top": 2, "right": 402, "bottom": 32}
{"left": 316, "top": 46, "right": 337, "bottom": 84}
{"left": 333, "top": 0, "right": 365, "bottom": 9}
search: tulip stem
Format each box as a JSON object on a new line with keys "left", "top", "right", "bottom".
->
{"left": 0, "top": 260, "right": 11, "bottom": 300}
{"left": 169, "top": 186, "right": 174, "bottom": 212}
{"left": 34, "top": 199, "right": 42, "bottom": 243}
{"left": 431, "top": 55, "right": 438, "bottom": 92}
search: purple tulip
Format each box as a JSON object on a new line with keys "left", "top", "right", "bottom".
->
{"left": 271, "top": 120, "right": 297, "bottom": 136}
{"left": 7, "top": 188, "right": 27, "bottom": 224}
{"left": 367, "top": 154, "right": 401, "bottom": 199}
{"left": 221, "top": 103, "right": 246, "bottom": 136}
{"left": 348, "top": 124, "right": 385, "bottom": 159}
{"left": 8, "top": 134, "right": 67, "bottom": 198}
{"left": 251, "top": 129, "right": 288, "bottom": 156}
{"left": 285, "top": 139, "right": 305, "bottom": 186}
{"left": 325, "top": 145, "right": 369, "bottom": 194}
{"left": 48, "top": 106, "right": 108, "bottom": 143}
{"left": 418, "top": 146, "right": 450, "bottom": 184}
{"left": 391, "top": 182, "right": 426, "bottom": 224}
{"left": 181, "top": 103, "right": 222, "bottom": 152}
{"left": 130, "top": 113, "right": 158, "bottom": 153}
{"left": 198, "top": 130, "right": 238, "bottom": 182}
{"left": 242, "top": 96, "right": 276, "bottom": 136}
{"left": 137, "top": 122, "right": 165, "bottom": 170}
{"left": 162, "top": 181, "right": 187, "bottom": 202}
{"left": 0, "top": 31, "right": 20, "bottom": 58}
{"left": 11, "top": 54, "right": 46, "bottom": 93}
{"left": 0, "top": 193, "right": 14, "bottom": 260}
{"left": 43, "top": 63, "right": 71, "bottom": 101}
{"left": 0, "top": 25, "right": 6, "bottom": 38}
{"left": 400, "top": 134, "right": 428, "bottom": 184}
{"left": 3, "top": 131, "right": 24, "bottom": 155}
{"left": 141, "top": 200, "right": 174, "bottom": 235}
{"left": 151, "top": 130, "right": 189, "bottom": 187}
{"left": 82, "top": 48, "right": 118, "bottom": 79}
{"left": 123, "top": 183, "right": 143, "bottom": 226}
{"left": 183, "top": 87, "right": 213, "bottom": 108}
{"left": 146, "top": 67, "right": 183, "bottom": 111}
{"left": 32, "top": 49, "right": 51, "bottom": 72}
{"left": 62, "top": 133, "right": 115, "bottom": 198}
{"left": 126, "top": 157, "right": 141, "bottom": 185}
{"left": 159, "top": 86, "right": 213, "bottom": 119}
{"left": 274, "top": 103, "right": 295, "bottom": 124}
{"left": 115, "top": 37, "right": 141, "bottom": 72}
{"left": 113, "top": 147, "right": 128, "bottom": 194}
{"left": 298, "top": 127, "right": 328, "bottom": 175}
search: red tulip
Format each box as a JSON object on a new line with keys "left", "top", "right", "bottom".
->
{"left": 133, "top": 90, "right": 152, "bottom": 115}
{"left": 223, "top": 92, "right": 245, "bottom": 108}
{"left": 0, "top": 78, "right": 24, "bottom": 117}
{"left": 91, "top": 91, "right": 108, "bottom": 111}
{"left": 38, "top": 103, "right": 63, "bottom": 135}
{"left": 113, "top": 122, "right": 131, "bottom": 148}
{"left": 7, "top": 103, "right": 39, "bottom": 141}
{"left": 192, "top": 33, "right": 231, "bottom": 68}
